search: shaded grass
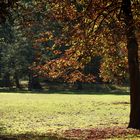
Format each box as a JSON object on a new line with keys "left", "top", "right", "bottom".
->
{"left": 0, "top": 91, "right": 130, "bottom": 138}
{"left": 0, "top": 83, "right": 129, "bottom": 95}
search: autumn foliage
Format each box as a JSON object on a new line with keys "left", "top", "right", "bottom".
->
{"left": 25, "top": 0, "right": 134, "bottom": 84}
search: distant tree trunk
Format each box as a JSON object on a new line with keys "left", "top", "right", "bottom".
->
{"left": 122, "top": 0, "right": 140, "bottom": 129}
{"left": 76, "top": 81, "right": 83, "bottom": 90}
{"left": 2, "top": 72, "right": 11, "bottom": 87}
{"left": 28, "top": 71, "right": 42, "bottom": 91}
{"left": 14, "top": 72, "right": 21, "bottom": 89}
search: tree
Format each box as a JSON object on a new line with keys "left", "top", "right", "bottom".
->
{"left": 0, "top": 18, "right": 30, "bottom": 89}
{"left": 0, "top": 1, "right": 43, "bottom": 90}
{"left": 41, "top": 0, "right": 140, "bottom": 129}
{"left": 122, "top": 0, "right": 140, "bottom": 129}
{"left": 15, "top": 2, "right": 43, "bottom": 90}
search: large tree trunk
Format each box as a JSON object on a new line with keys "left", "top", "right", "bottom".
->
{"left": 122, "top": 0, "right": 140, "bottom": 129}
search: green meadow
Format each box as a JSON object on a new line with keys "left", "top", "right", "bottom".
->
{"left": 0, "top": 91, "right": 131, "bottom": 139}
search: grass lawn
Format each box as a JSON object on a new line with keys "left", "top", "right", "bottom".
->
{"left": 0, "top": 91, "right": 139, "bottom": 139}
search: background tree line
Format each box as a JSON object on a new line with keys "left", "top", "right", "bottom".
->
{"left": 0, "top": 0, "right": 132, "bottom": 90}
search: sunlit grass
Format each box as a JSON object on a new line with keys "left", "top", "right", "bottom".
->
{"left": 0, "top": 92, "right": 130, "bottom": 136}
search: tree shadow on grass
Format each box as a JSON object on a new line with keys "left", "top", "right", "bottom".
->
{"left": 47, "top": 89, "right": 129, "bottom": 95}
{"left": 0, "top": 87, "right": 129, "bottom": 96}
{"left": 0, "top": 122, "right": 67, "bottom": 140}
{"left": 0, "top": 133, "right": 68, "bottom": 140}
{"left": 0, "top": 123, "right": 6, "bottom": 132}
{"left": 0, "top": 123, "right": 9, "bottom": 140}
{"left": 0, "top": 83, "right": 130, "bottom": 95}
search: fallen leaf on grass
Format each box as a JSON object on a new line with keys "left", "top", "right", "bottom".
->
{"left": 64, "top": 127, "right": 140, "bottom": 140}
